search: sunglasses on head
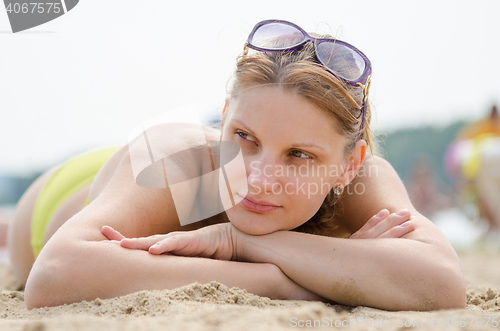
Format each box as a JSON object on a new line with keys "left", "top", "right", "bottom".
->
{"left": 245, "top": 19, "right": 372, "bottom": 141}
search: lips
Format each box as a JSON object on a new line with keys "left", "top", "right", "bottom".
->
{"left": 237, "top": 194, "right": 281, "bottom": 213}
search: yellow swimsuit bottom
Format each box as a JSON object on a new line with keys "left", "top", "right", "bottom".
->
{"left": 31, "top": 146, "right": 122, "bottom": 258}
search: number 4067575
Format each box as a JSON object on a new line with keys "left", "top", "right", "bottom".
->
{"left": 444, "top": 317, "right": 498, "bottom": 328}
{"left": 6, "top": 3, "right": 62, "bottom": 14}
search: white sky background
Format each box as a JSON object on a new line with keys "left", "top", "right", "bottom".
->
{"left": 1, "top": 0, "right": 499, "bottom": 174}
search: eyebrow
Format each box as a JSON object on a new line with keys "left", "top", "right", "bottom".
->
{"left": 230, "top": 119, "right": 327, "bottom": 152}
{"left": 290, "top": 142, "right": 327, "bottom": 152}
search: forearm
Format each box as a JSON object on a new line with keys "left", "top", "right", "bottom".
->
{"left": 25, "top": 237, "right": 288, "bottom": 308}
{"left": 237, "top": 231, "right": 466, "bottom": 311}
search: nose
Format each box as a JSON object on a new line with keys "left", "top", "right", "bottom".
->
{"left": 246, "top": 152, "right": 282, "bottom": 195}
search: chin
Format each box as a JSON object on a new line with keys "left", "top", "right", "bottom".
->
{"left": 226, "top": 208, "right": 281, "bottom": 235}
{"left": 229, "top": 218, "right": 277, "bottom": 235}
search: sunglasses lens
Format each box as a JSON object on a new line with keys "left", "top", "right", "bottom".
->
{"left": 316, "top": 41, "right": 366, "bottom": 82}
{"left": 250, "top": 23, "right": 305, "bottom": 49}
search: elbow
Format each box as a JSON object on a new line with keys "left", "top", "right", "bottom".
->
{"left": 24, "top": 255, "right": 71, "bottom": 309}
{"left": 24, "top": 244, "right": 85, "bottom": 309}
{"left": 25, "top": 279, "right": 59, "bottom": 309}
{"left": 435, "top": 262, "right": 467, "bottom": 310}
{"left": 418, "top": 258, "right": 466, "bottom": 311}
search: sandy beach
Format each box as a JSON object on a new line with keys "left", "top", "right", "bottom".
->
{"left": 0, "top": 250, "right": 498, "bottom": 331}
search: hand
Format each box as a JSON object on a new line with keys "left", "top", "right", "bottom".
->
{"left": 100, "top": 225, "right": 126, "bottom": 245}
{"left": 349, "top": 209, "right": 415, "bottom": 239}
{"left": 114, "top": 223, "right": 239, "bottom": 261}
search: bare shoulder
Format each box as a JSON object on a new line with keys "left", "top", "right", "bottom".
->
{"left": 61, "top": 123, "right": 221, "bottom": 242}
{"left": 336, "top": 154, "right": 451, "bottom": 247}
{"left": 90, "top": 123, "right": 220, "bottom": 199}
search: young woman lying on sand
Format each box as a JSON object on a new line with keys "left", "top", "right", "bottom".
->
{"left": 8, "top": 19, "right": 466, "bottom": 311}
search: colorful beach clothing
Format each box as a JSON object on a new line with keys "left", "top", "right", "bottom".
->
{"left": 30, "top": 146, "right": 121, "bottom": 258}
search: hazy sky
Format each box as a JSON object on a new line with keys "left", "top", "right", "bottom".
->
{"left": 1, "top": 0, "right": 499, "bottom": 174}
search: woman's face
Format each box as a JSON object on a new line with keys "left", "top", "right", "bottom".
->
{"left": 220, "top": 86, "right": 350, "bottom": 235}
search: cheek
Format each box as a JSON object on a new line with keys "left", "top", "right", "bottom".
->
{"left": 282, "top": 176, "right": 330, "bottom": 217}
{"left": 283, "top": 174, "right": 333, "bottom": 200}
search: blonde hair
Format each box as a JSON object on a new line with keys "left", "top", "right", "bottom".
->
{"left": 225, "top": 41, "right": 378, "bottom": 235}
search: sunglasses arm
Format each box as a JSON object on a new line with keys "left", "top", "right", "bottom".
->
{"left": 355, "top": 76, "right": 371, "bottom": 142}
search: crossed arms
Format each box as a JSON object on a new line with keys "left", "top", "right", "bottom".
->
{"left": 24, "top": 142, "right": 466, "bottom": 310}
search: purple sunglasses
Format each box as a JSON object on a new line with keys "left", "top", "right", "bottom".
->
{"left": 245, "top": 19, "right": 372, "bottom": 141}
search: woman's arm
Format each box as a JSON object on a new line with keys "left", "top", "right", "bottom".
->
{"left": 124, "top": 214, "right": 464, "bottom": 311}
{"left": 235, "top": 226, "right": 464, "bottom": 311}
{"left": 235, "top": 156, "right": 466, "bottom": 311}
{"left": 24, "top": 124, "right": 317, "bottom": 308}
{"left": 125, "top": 155, "right": 465, "bottom": 311}
{"left": 24, "top": 224, "right": 305, "bottom": 308}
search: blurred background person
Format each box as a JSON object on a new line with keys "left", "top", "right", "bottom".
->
{"left": 407, "top": 156, "right": 454, "bottom": 220}
{"left": 445, "top": 105, "right": 500, "bottom": 238}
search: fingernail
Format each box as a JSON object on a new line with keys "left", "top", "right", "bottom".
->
{"left": 151, "top": 243, "right": 159, "bottom": 248}
{"left": 376, "top": 209, "right": 389, "bottom": 217}
{"left": 400, "top": 221, "right": 412, "bottom": 227}
{"left": 397, "top": 209, "right": 409, "bottom": 216}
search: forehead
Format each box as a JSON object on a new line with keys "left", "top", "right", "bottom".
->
{"left": 228, "top": 86, "right": 337, "bottom": 127}
{"left": 227, "top": 86, "right": 345, "bottom": 152}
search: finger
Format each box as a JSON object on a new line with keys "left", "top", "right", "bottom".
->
{"left": 357, "top": 209, "right": 412, "bottom": 239}
{"left": 378, "top": 218, "right": 416, "bottom": 239}
{"left": 148, "top": 235, "right": 194, "bottom": 256}
{"left": 350, "top": 209, "right": 409, "bottom": 239}
{"left": 120, "top": 235, "right": 166, "bottom": 250}
{"left": 101, "top": 226, "right": 126, "bottom": 241}
{"left": 350, "top": 209, "right": 390, "bottom": 239}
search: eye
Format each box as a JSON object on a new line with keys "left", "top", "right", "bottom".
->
{"left": 290, "top": 150, "right": 313, "bottom": 159}
{"left": 236, "top": 130, "right": 257, "bottom": 143}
